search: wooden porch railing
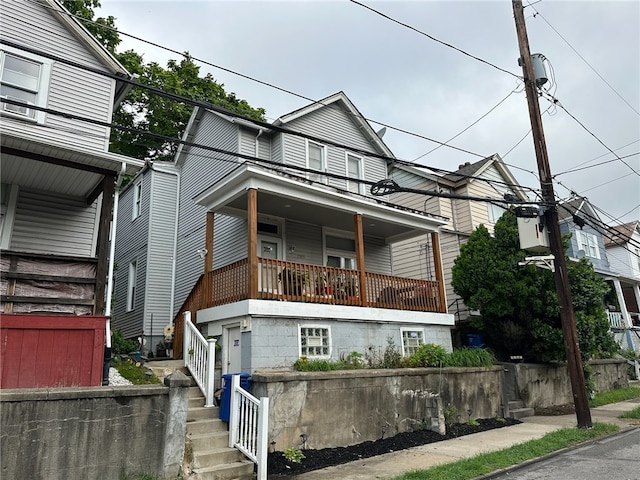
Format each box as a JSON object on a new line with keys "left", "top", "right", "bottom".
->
{"left": 173, "top": 257, "right": 446, "bottom": 358}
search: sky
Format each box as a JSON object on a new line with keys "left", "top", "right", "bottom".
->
{"left": 99, "top": 0, "right": 640, "bottom": 225}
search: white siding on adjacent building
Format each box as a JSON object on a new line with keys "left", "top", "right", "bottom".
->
{"left": 10, "top": 187, "right": 97, "bottom": 256}
{"left": 0, "top": 0, "right": 115, "bottom": 151}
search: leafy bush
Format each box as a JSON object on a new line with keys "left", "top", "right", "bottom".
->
{"left": 293, "top": 357, "right": 338, "bottom": 371}
{"left": 282, "top": 447, "right": 305, "bottom": 463}
{"left": 401, "top": 343, "right": 448, "bottom": 368}
{"left": 445, "top": 348, "right": 495, "bottom": 367}
{"left": 112, "top": 330, "right": 138, "bottom": 355}
{"left": 115, "top": 360, "right": 161, "bottom": 384}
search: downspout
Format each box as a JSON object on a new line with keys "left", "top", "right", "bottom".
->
{"left": 255, "top": 128, "right": 263, "bottom": 158}
{"left": 103, "top": 161, "right": 126, "bottom": 384}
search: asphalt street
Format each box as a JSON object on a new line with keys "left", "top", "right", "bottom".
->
{"left": 489, "top": 427, "right": 640, "bottom": 480}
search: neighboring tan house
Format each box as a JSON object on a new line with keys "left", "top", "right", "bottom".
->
{"left": 604, "top": 221, "right": 640, "bottom": 351}
{"left": 0, "top": 0, "right": 143, "bottom": 388}
{"left": 388, "top": 155, "right": 529, "bottom": 344}
{"left": 558, "top": 197, "right": 638, "bottom": 352}
{"left": 112, "top": 92, "right": 455, "bottom": 372}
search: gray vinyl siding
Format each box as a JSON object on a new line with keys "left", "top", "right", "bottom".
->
{"left": 560, "top": 222, "right": 611, "bottom": 272}
{"left": 285, "top": 221, "right": 323, "bottom": 265}
{"left": 391, "top": 234, "right": 431, "bottom": 279}
{"left": 282, "top": 107, "right": 388, "bottom": 196}
{"left": 1, "top": 0, "right": 114, "bottom": 151}
{"left": 363, "top": 235, "right": 391, "bottom": 275}
{"left": 145, "top": 170, "right": 179, "bottom": 330}
{"left": 112, "top": 171, "right": 152, "bottom": 338}
{"left": 174, "top": 114, "right": 241, "bottom": 314}
{"left": 271, "top": 132, "right": 283, "bottom": 164}
{"left": 10, "top": 187, "right": 97, "bottom": 256}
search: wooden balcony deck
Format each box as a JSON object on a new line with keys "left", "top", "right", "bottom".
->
{"left": 173, "top": 258, "right": 445, "bottom": 358}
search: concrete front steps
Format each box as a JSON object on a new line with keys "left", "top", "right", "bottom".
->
{"left": 507, "top": 400, "right": 535, "bottom": 420}
{"left": 186, "top": 387, "right": 255, "bottom": 480}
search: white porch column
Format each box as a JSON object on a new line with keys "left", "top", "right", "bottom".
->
{"left": 633, "top": 283, "right": 640, "bottom": 314}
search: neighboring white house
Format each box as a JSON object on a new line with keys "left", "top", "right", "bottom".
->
{"left": 112, "top": 92, "right": 455, "bottom": 372}
{"left": 388, "top": 155, "right": 530, "bottom": 344}
{"left": 0, "top": 0, "right": 143, "bottom": 387}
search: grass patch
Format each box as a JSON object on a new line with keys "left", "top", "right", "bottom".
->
{"left": 392, "top": 422, "right": 619, "bottom": 480}
{"left": 619, "top": 405, "right": 640, "bottom": 419}
{"left": 114, "top": 360, "right": 161, "bottom": 385}
{"left": 589, "top": 386, "right": 640, "bottom": 408}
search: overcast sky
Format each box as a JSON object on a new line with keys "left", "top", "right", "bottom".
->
{"left": 99, "top": 0, "right": 640, "bottom": 225}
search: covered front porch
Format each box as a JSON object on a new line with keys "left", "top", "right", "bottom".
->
{"left": 173, "top": 164, "right": 450, "bottom": 358}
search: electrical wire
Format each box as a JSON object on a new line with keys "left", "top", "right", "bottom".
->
{"left": 554, "top": 152, "right": 640, "bottom": 177}
{"left": 348, "top": 0, "right": 522, "bottom": 80}
{"left": 555, "top": 138, "right": 640, "bottom": 174}
{"left": 414, "top": 86, "right": 520, "bottom": 161}
{"left": 542, "top": 93, "right": 640, "bottom": 177}
{"left": 528, "top": 3, "right": 640, "bottom": 117}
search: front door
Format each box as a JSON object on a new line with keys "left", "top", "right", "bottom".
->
{"left": 226, "top": 325, "right": 242, "bottom": 374}
{"left": 258, "top": 236, "right": 282, "bottom": 294}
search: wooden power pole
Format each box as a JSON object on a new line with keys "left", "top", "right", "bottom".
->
{"left": 512, "top": 0, "right": 592, "bottom": 428}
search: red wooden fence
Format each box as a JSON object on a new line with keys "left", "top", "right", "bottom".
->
{"left": 0, "top": 314, "right": 106, "bottom": 388}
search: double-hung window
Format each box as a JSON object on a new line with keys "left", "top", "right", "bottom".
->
{"left": 346, "top": 153, "right": 364, "bottom": 194}
{"left": 575, "top": 230, "right": 600, "bottom": 259}
{"left": 0, "top": 46, "right": 51, "bottom": 123}
{"left": 324, "top": 231, "right": 356, "bottom": 269}
{"left": 307, "top": 140, "right": 326, "bottom": 184}
{"left": 487, "top": 203, "right": 506, "bottom": 224}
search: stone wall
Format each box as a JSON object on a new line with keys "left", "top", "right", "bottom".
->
{"left": 251, "top": 366, "right": 503, "bottom": 450}
{"left": 0, "top": 372, "right": 190, "bottom": 480}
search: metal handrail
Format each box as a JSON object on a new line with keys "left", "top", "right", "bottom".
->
{"left": 228, "top": 374, "right": 269, "bottom": 480}
{"left": 183, "top": 311, "right": 216, "bottom": 407}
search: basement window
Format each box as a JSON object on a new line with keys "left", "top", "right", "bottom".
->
{"left": 300, "top": 325, "right": 330, "bottom": 358}
{"left": 401, "top": 328, "right": 425, "bottom": 356}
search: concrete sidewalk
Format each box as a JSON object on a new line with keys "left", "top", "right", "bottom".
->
{"left": 285, "top": 398, "right": 640, "bottom": 480}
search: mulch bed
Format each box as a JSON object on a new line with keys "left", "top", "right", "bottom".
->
{"left": 267, "top": 417, "right": 522, "bottom": 476}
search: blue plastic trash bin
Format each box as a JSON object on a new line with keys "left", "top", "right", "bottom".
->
{"left": 466, "top": 333, "right": 485, "bottom": 348}
{"left": 219, "top": 373, "right": 252, "bottom": 421}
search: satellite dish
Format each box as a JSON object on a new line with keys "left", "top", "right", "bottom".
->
{"left": 577, "top": 249, "right": 586, "bottom": 259}
{"left": 376, "top": 127, "right": 386, "bottom": 139}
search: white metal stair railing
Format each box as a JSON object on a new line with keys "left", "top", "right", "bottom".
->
{"left": 182, "top": 311, "right": 217, "bottom": 407}
{"left": 607, "top": 311, "right": 625, "bottom": 329}
{"left": 229, "top": 374, "right": 270, "bottom": 480}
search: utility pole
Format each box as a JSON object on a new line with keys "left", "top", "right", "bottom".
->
{"left": 512, "top": 0, "right": 592, "bottom": 428}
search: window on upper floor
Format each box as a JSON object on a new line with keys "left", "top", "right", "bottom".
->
{"left": 132, "top": 182, "right": 142, "bottom": 220}
{"left": 487, "top": 203, "right": 506, "bottom": 224}
{"left": 126, "top": 260, "right": 137, "bottom": 311}
{"left": 0, "top": 46, "right": 51, "bottom": 124}
{"left": 306, "top": 140, "right": 327, "bottom": 184}
{"left": 346, "top": 153, "right": 364, "bottom": 194}
{"left": 575, "top": 230, "right": 600, "bottom": 259}
{"left": 299, "top": 325, "right": 330, "bottom": 358}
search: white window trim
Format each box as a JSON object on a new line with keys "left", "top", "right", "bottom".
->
{"left": 345, "top": 153, "right": 365, "bottom": 194}
{"left": 576, "top": 230, "right": 600, "bottom": 259}
{"left": 0, "top": 44, "right": 52, "bottom": 124}
{"left": 322, "top": 227, "right": 357, "bottom": 269}
{"left": 126, "top": 260, "right": 137, "bottom": 312}
{"left": 132, "top": 181, "right": 142, "bottom": 220}
{"left": 400, "top": 328, "right": 425, "bottom": 356}
{"left": 298, "top": 324, "right": 331, "bottom": 358}
{"left": 306, "top": 140, "right": 327, "bottom": 184}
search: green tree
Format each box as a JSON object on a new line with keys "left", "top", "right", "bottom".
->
{"left": 452, "top": 210, "right": 618, "bottom": 363}
{"left": 61, "top": 0, "right": 266, "bottom": 161}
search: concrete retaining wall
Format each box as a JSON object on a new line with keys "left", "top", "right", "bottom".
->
{"left": 0, "top": 372, "right": 190, "bottom": 480}
{"left": 252, "top": 366, "right": 503, "bottom": 450}
{"left": 509, "top": 359, "right": 629, "bottom": 408}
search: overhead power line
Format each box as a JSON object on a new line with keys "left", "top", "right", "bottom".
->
{"left": 528, "top": 3, "right": 640, "bottom": 117}
{"left": 349, "top": 0, "right": 521, "bottom": 79}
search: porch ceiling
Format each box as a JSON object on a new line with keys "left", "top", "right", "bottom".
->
{"left": 194, "top": 164, "right": 448, "bottom": 243}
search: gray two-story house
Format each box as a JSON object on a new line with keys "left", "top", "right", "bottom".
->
{"left": 0, "top": 0, "right": 143, "bottom": 388}
{"left": 113, "top": 92, "right": 455, "bottom": 372}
